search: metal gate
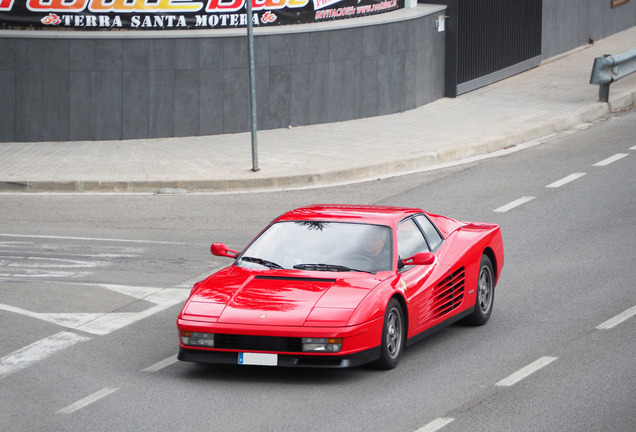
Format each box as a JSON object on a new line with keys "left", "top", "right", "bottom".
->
{"left": 429, "top": 0, "right": 543, "bottom": 96}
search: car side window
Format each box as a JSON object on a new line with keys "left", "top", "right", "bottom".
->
{"left": 397, "top": 218, "right": 430, "bottom": 263}
{"left": 414, "top": 214, "right": 444, "bottom": 251}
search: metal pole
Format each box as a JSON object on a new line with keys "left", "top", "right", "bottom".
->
{"left": 598, "top": 54, "right": 611, "bottom": 103}
{"left": 598, "top": 83, "right": 610, "bottom": 103}
{"left": 246, "top": 0, "right": 259, "bottom": 172}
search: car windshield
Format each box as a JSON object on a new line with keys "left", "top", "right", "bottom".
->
{"left": 237, "top": 221, "right": 392, "bottom": 273}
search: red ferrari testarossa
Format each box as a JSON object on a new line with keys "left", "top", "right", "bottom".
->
{"left": 177, "top": 205, "right": 503, "bottom": 369}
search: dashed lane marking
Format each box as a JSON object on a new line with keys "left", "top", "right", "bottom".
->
{"left": 493, "top": 196, "right": 535, "bottom": 213}
{"left": 142, "top": 355, "right": 179, "bottom": 373}
{"left": 593, "top": 153, "right": 628, "bottom": 166}
{"left": 597, "top": 305, "right": 636, "bottom": 330}
{"left": 414, "top": 418, "right": 455, "bottom": 432}
{"left": 0, "top": 332, "right": 91, "bottom": 379}
{"left": 57, "top": 387, "right": 119, "bottom": 414}
{"left": 546, "top": 173, "right": 586, "bottom": 188}
{"left": 496, "top": 357, "right": 559, "bottom": 387}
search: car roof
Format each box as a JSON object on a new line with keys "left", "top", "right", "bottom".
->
{"left": 274, "top": 204, "right": 423, "bottom": 225}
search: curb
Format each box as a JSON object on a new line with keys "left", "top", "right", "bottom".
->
{"left": 1, "top": 90, "right": 634, "bottom": 194}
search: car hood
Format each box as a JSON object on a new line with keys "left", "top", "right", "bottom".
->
{"left": 181, "top": 267, "right": 386, "bottom": 326}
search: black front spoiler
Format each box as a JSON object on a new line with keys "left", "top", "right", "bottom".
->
{"left": 178, "top": 346, "right": 381, "bottom": 368}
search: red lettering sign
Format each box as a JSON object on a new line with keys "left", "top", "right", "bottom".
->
{"left": 27, "top": 0, "right": 89, "bottom": 11}
{"left": 205, "top": 0, "right": 307, "bottom": 12}
{"left": 206, "top": 0, "right": 243, "bottom": 12}
{"left": 0, "top": 0, "right": 14, "bottom": 10}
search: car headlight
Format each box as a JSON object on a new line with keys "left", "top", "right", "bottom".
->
{"left": 302, "top": 338, "right": 342, "bottom": 353}
{"left": 180, "top": 331, "right": 215, "bottom": 347}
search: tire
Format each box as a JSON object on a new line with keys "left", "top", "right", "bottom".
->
{"left": 374, "top": 298, "right": 405, "bottom": 369}
{"left": 463, "top": 254, "right": 495, "bottom": 326}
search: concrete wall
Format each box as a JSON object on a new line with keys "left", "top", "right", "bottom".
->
{"left": 542, "top": 0, "right": 636, "bottom": 59}
{"left": 0, "top": 6, "right": 446, "bottom": 142}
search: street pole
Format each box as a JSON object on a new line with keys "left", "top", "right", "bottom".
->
{"left": 246, "top": 0, "right": 259, "bottom": 172}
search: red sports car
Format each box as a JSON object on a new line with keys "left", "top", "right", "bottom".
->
{"left": 177, "top": 205, "right": 503, "bottom": 369}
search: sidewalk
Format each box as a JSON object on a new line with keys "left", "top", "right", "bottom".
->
{"left": 1, "top": 27, "right": 634, "bottom": 194}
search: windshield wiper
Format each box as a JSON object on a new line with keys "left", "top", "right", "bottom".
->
{"left": 293, "top": 263, "right": 375, "bottom": 274}
{"left": 240, "top": 256, "right": 284, "bottom": 269}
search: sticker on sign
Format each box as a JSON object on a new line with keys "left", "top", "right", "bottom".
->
{"left": 238, "top": 352, "right": 278, "bottom": 366}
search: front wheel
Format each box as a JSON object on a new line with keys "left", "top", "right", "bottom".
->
{"left": 374, "top": 298, "right": 405, "bottom": 369}
{"left": 463, "top": 254, "right": 494, "bottom": 326}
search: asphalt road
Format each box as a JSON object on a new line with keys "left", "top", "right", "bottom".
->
{"left": 0, "top": 109, "right": 634, "bottom": 432}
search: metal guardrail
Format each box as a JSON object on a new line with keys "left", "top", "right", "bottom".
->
{"left": 589, "top": 47, "right": 636, "bottom": 102}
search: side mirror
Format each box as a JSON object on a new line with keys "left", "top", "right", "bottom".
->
{"left": 211, "top": 242, "right": 238, "bottom": 258}
{"left": 402, "top": 252, "right": 435, "bottom": 266}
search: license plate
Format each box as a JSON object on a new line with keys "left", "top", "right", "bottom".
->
{"left": 238, "top": 352, "right": 278, "bottom": 366}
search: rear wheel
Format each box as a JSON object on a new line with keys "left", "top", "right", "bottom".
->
{"left": 464, "top": 254, "right": 494, "bottom": 326}
{"left": 374, "top": 298, "right": 405, "bottom": 369}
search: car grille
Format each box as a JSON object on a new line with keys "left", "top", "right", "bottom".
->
{"left": 214, "top": 334, "right": 304, "bottom": 353}
{"left": 418, "top": 266, "right": 466, "bottom": 324}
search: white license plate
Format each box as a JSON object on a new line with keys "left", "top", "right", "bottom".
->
{"left": 238, "top": 352, "right": 278, "bottom": 366}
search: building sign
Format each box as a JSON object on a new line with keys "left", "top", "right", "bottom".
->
{"left": 0, "top": 0, "right": 400, "bottom": 29}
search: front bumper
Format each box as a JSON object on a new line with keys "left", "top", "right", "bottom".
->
{"left": 176, "top": 316, "right": 383, "bottom": 368}
{"left": 178, "top": 346, "right": 381, "bottom": 368}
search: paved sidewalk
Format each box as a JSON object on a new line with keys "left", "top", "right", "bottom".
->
{"left": 1, "top": 27, "right": 635, "bottom": 194}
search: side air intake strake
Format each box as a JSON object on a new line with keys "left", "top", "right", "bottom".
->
{"left": 418, "top": 267, "right": 466, "bottom": 325}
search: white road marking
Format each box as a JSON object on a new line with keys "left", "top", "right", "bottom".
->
{"left": 0, "top": 243, "right": 143, "bottom": 279}
{"left": 0, "top": 241, "right": 32, "bottom": 248}
{"left": 57, "top": 387, "right": 119, "bottom": 414}
{"left": 0, "top": 285, "right": 188, "bottom": 335}
{"left": 0, "top": 304, "right": 112, "bottom": 334}
{"left": 415, "top": 418, "right": 455, "bottom": 432}
{"left": 630, "top": 145, "right": 636, "bottom": 150}
{"left": 0, "top": 271, "right": 92, "bottom": 279}
{"left": 596, "top": 305, "right": 636, "bottom": 330}
{"left": 546, "top": 173, "right": 586, "bottom": 188}
{"left": 77, "top": 302, "right": 181, "bottom": 335}
{"left": 0, "top": 251, "right": 138, "bottom": 259}
{"left": 493, "top": 196, "right": 535, "bottom": 213}
{"left": 176, "top": 269, "right": 223, "bottom": 288}
{"left": 496, "top": 357, "right": 558, "bottom": 387}
{"left": 2, "top": 256, "right": 107, "bottom": 269}
{"left": 593, "top": 153, "right": 628, "bottom": 166}
{"left": 0, "top": 233, "right": 184, "bottom": 245}
{"left": 142, "top": 355, "right": 179, "bottom": 372}
{"left": 0, "top": 332, "right": 91, "bottom": 379}
{"left": 98, "top": 283, "right": 172, "bottom": 300}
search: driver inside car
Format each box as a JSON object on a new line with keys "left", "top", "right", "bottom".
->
{"left": 357, "top": 227, "right": 390, "bottom": 271}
